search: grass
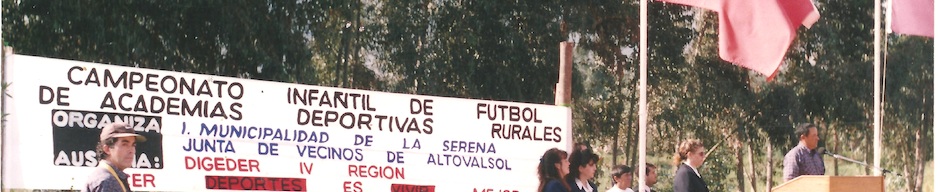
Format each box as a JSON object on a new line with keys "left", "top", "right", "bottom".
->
{"left": 925, "top": 161, "right": 933, "bottom": 192}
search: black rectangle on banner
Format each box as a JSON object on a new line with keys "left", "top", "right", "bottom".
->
{"left": 51, "top": 109, "right": 164, "bottom": 169}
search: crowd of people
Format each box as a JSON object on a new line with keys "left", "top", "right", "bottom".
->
{"left": 538, "top": 123, "right": 825, "bottom": 192}
{"left": 536, "top": 141, "right": 669, "bottom": 192}
{"left": 81, "top": 122, "right": 825, "bottom": 192}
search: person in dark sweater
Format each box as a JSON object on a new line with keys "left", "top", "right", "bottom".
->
{"left": 566, "top": 149, "right": 599, "bottom": 192}
{"left": 539, "top": 148, "right": 571, "bottom": 192}
{"left": 673, "top": 139, "right": 709, "bottom": 192}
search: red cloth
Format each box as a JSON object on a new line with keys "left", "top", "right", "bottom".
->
{"left": 892, "top": 0, "right": 934, "bottom": 37}
{"left": 658, "top": 0, "right": 820, "bottom": 79}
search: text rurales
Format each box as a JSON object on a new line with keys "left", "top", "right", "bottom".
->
{"left": 477, "top": 103, "right": 562, "bottom": 143}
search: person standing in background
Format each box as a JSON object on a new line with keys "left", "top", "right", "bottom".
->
{"left": 673, "top": 139, "right": 709, "bottom": 192}
{"left": 606, "top": 165, "right": 634, "bottom": 192}
{"left": 574, "top": 142, "right": 592, "bottom": 154}
{"left": 84, "top": 122, "right": 146, "bottom": 192}
{"left": 567, "top": 149, "right": 600, "bottom": 192}
{"left": 783, "top": 123, "right": 825, "bottom": 181}
{"left": 640, "top": 163, "right": 658, "bottom": 192}
{"left": 539, "top": 148, "right": 572, "bottom": 192}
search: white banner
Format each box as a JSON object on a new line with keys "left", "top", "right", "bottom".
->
{"left": 1, "top": 54, "right": 571, "bottom": 191}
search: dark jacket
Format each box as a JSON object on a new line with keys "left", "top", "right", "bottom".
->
{"left": 544, "top": 179, "right": 570, "bottom": 192}
{"left": 566, "top": 178, "right": 598, "bottom": 192}
{"left": 673, "top": 163, "right": 709, "bottom": 192}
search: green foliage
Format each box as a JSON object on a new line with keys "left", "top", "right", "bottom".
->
{"left": 376, "top": 0, "right": 562, "bottom": 103}
{"left": 881, "top": 35, "right": 933, "bottom": 191}
{"left": 1, "top": 0, "right": 932, "bottom": 190}
{"left": 1, "top": 82, "right": 9, "bottom": 124}
{"left": 2, "top": 0, "right": 326, "bottom": 83}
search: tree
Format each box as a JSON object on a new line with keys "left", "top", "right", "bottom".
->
{"left": 4, "top": 0, "right": 931, "bottom": 190}
{"left": 375, "top": 0, "right": 562, "bottom": 104}
{"left": 3, "top": 0, "right": 330, "bottom": 83}
{"left": 882, "top": 35, "right": 933, "bottom": 192}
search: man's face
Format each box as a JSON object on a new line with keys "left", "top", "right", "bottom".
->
{"left": 646, "top": 168, "right": 658, "bottom": 185}
{"left": 615, "top": 172, "right": 633, "bottom": 188}
{"left": 105, "top": 136, "right": 137, "bottom": 170}
{"left": 802, "top": 127, "right": 819, "bottom": 149}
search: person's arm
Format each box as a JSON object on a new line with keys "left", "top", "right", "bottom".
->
{"left": 544, "top": 180, "right": 566, "bottom": 192}
{"left": 674, "top": 169, "right": 692, "bottom": 192}
{"left": 782, "top": 153, "right": 800, "bottom": 181}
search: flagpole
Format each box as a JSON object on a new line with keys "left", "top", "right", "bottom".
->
{"left": 933, "top": 0, "right": 939, "bottom": 186}
{"left": 873, "top": 0, "right": 884, "bottom": 177}
{"left": 885, "top": 0, "right": 892, "bottom": 34}
{"left": 637, "top": 0, "right": 649, "bottom": 190}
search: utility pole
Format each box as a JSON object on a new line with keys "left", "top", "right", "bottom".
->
{"left": 557, "top": 42, "right": 574, "bottom": 151}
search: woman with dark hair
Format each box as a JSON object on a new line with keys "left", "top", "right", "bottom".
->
{"left": 566, "top": 149, "right": 599, "bottom": 192}
{"left": 539, "top": 148, "right": 571, "bottom": 192}
{"left": 673, "top": 139, "right": 709, "bottom": 192}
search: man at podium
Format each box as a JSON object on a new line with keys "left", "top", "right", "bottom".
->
{"left": 783, "top": 123, "right": 825, "bottom": 181}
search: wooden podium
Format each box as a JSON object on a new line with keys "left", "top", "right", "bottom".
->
{"left": 771, "top": 176, "right": 884, "bottom": 192}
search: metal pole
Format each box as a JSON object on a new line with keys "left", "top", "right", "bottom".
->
{"left": 933, "top": 3, "right": 939, "bottom": 186}
{"left": 638, "top": 0, "right": 649, "bottom": 190}
{"left": 873, "top": 0, "right": 884, "bottom": 177}
{"left": 558, "top": 42, "right": 574, "bottom": 151}
{"left": 1, "top": 46, "right": 10, "bottom": 189}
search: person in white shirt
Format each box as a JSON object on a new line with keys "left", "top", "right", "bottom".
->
{"left": 605, "top": 165, "right": 634, "bottom": 192}
{"left": 639, "top": 163, "right": 658, "bottom": 192}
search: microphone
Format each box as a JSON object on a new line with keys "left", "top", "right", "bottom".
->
{"left": 815, "top": 147, "right": 828, "bottom": 154}
{"left": 817, "top": 147, "right": 866, "bottom": 166}
{"left": 816, "top": 147, "right": 903, "bottom": 177}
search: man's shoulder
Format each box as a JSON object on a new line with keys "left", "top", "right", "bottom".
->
{"left": 676, "top": 164, "right": 692, "bottom": 173}
{"left": 85, "top": 167, "right": 121, "bottom": 188}
{"left": 675, "top": 165, "right": 698, "bottom": 180}
{"left": 544, "top": 179, "right": 566, "bottom": 191}
{"left": 86, "top": 167, "right": 113, "bottom": 181}
{"left": 785, "top": 146, "right": 806, "bottom": 158}
{"left": 605, "top": 187, "right": 627, "bottom": 192}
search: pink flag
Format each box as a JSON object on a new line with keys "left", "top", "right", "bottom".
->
{"left": 658, "top": 0, "right": 820, "bottom": 79}
{"left": 892, "top": 0, "right": 934, "bottom": 37}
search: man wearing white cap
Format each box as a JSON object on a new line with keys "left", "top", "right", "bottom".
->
{"left": 83, "top": 122, "right": 146, "bottom": 192}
